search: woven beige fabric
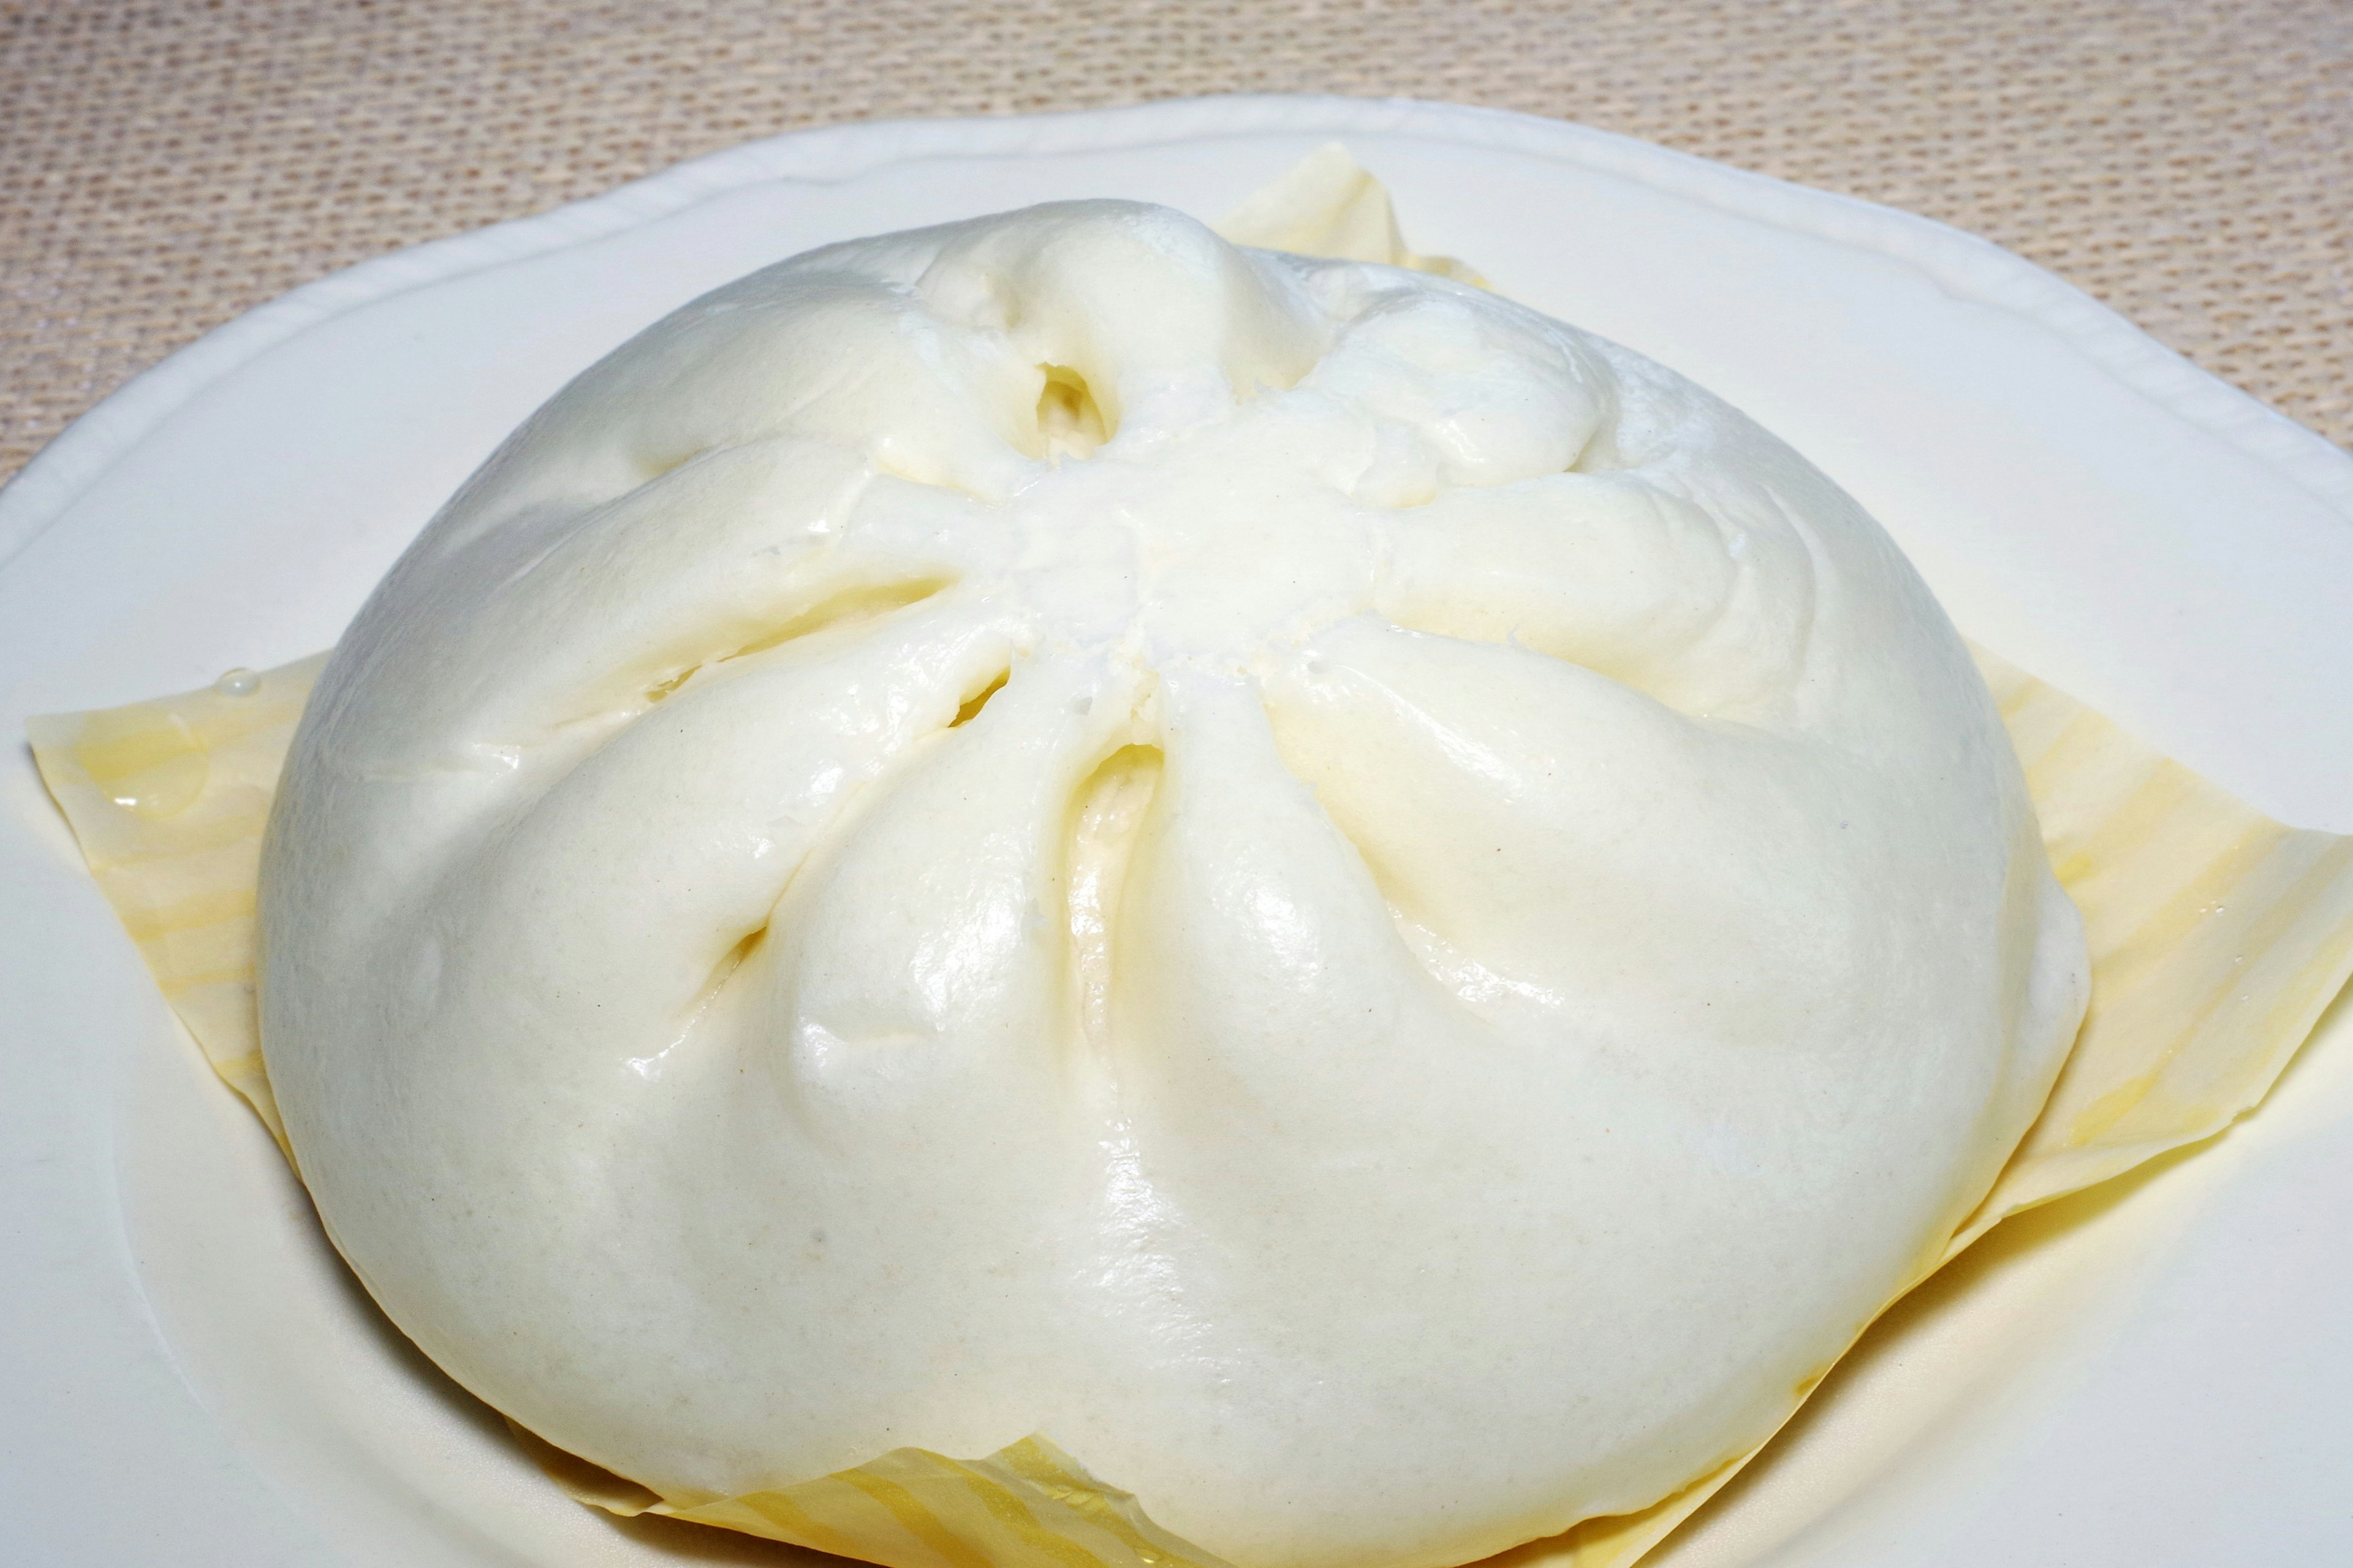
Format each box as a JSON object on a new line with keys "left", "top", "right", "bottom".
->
{"left": 3, "top": 0, "right": 2347, "bottom": 489}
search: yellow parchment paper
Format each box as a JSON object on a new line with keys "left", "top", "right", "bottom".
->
{"left": 26, "top": 654, "right": 323, "bottom": 1154}
{"left": 29, "top": 151, "right": 2353, "bottom": 1568}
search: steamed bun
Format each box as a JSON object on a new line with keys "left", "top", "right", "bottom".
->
{"left": 259, "top": 200, "right": 2087, "bottom": 1568}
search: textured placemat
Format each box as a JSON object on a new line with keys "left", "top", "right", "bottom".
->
{"left": 3, "top": 0, "right": 2347, "bottom": 490}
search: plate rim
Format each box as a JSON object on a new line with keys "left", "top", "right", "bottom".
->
{"left": 2, "top": 90, "right": 2347, "bottom": 581}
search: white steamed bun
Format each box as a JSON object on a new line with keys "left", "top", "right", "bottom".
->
{"left": 260, "top": 199, "right": 2087, "bottom": 1568}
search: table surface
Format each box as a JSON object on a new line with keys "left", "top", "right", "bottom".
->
{"left": 3, "top": 0, "right": 2348, "bottom": 490}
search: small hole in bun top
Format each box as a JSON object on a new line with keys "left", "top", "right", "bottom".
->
{"left": 1036, "top": 365, "right": 1108, "bottom": 461}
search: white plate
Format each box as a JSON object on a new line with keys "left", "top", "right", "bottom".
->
{"left": 2, "top": 94, "right": 2348, "bottom": 1568}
